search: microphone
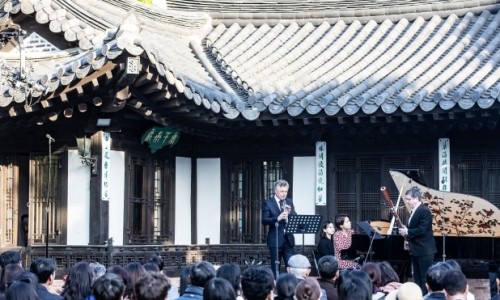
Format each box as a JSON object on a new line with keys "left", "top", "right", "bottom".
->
{"left": 46, "top": 134, "right": 55, "bottom": 142}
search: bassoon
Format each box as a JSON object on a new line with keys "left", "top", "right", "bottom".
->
{"left": 380, "top": 186, "right": 409, "bottom": 250}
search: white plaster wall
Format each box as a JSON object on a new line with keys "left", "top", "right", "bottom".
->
{"left": 67, "top": 150, "right": 90, "bottom": 245}
{"left": 196, "top": 158, "right": 221, "bottom": 245}
{"left": 174, "top": 157, "right": 192, "bottom": 245}
{"left": 292, "top": 156, "right": 317, "bottom": 245}
{"left": 108, "top": 151, "right": 125, "bottom": 245}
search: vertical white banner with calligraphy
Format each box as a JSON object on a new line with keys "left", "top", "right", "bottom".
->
{"left": 315, "top": 141, "right": 327, "bottom": 206}
{"left": 439, "top": 138, "right": 450, "bottom": 192}
{"left": 102, "top": 132, "right": 111, "bottom": 200}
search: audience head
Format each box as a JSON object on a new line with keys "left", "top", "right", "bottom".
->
{"left": 385, "top": 282, "right": 422, "bottom": 300}
{"left": 30, "top": 257, "right": 57, "bottom": 284}
{"left": 143, "top": 262, "right": 160, "bottom": 272}
{"left": 378, "top": 261, "right": 400, "bottom": 285}
{"left": 287, "top": 254, "right": 311, "bottom": 277}
{"left": 445, "top": 259, "right": 461, "bottom": 271}
{"left": 135, "top": 272, "right": 171, "bottom": 300}
{"left": 92, "top": 272, "right": 125, "bottom": 300}
{"left": 178, "top": 265, "right": 191, "bottom": 295}
{"left": 337, "top": 269, "right": 371, "bottom": 300}
{"left": 320, "top": 221, "right": 335, "bottom": 238}
{"left": 0, "top": 250, "right": 22, "bottom": 293}
{"left": 317, "top": 255, "right": 338, "bottom": 280}
{"left": 125, "top": 261, "right": 146, "bottom": 296}
{"left": 61, "top": 261, "right": 94, "bottom": 300}
{"left": 203, "top": 277, "right": 237, "bottom": 300}
{"left": 216, "top": 263, "right": 242, "bottom": 296}
{"left": 361, "top": 262, "right": 382, "bottom": 292}
{"left": 275, "top": 273, "right": 298, "bottom": 300}
{"left": 12, "top": 271, "right": 38, "bottom": 290}
{"left": 442, "top": 269, "right": 468, "bottom": 298}
{"left": 4, "top": 280, "right": 40, "bottom": 300}
{"left": 3, "top": 263, "right": 24, "bottom": 288}
{"left": 425, "top": 262, "right": 452, "bottom": 292}
{"left": 189, "top": 260, "right": 216, "bottom": 287}
{"left": 295, "top": 277, "right": 321, "bottom": 300}
{"left": 144, "top": 253, "right": 164, "bottom": 271}
{"left": 107, "top": 265, "right": 133, "bottom": 299}
{"left": 241, "top": 266, "right": 275, "bottom": 300}
{"left": 89, "top": 262, "right": 106, "bottom": 281}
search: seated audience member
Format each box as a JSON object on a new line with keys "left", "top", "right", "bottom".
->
{"left": 177, "top": 266, "right": 191, "bottom": 296}
{"left": 442, "top": 270, "right": 469, "bottom": 300}
{"left": 135, "top": 272, "right": 171, "bottom": 300}
{"left": 61, "top": 261, "right": 94, "bottom": 300}
{"left": 2, "top": 263, "right": 24, "bottom": 289}
{"left": 216, "top": 263, "right": 243, "bottom": 300}
{"left": 125, "top": 262, "right": 146, "bottom": 298}
{"left": 361, "top": 262, "right": 386, "bottom": 300}
{"left": 492, "top": 265, "right": 500, "bottom": 300}
{"left": 295, "top": 277, "right": 322, "bottom": 300}
{"left": 275, "top": 273, "right": 298, "bottom": 300}
{"left": 317, "top": 221, "right": 335, "bottom": 259}
{"left": 337, "top": 269, "right": 371, "bottom": 300}
{"left": 445, "top": 260, "right": 475, "bottom": 300}
{"left": 89, "top": 262, "right": 106, "bottom": 283}
{"left": 176, "top": 260, "right": 216, "bottom": 300}
{"left": 92, "top": 273, "right": 125, "bottom": 300}
{"left": 378, "top": 261, "right": 402, "bottom": 293}
{"left": 144, "top": 253, "right": 164, "bottom": 272}
{"left": 287, "top": 254, "right": 312, "bottom": 280}
{"left": 385, "top": 282, "right": 423, "bottom": 300}
{"left": 107, "top": 265, "right": 133, "bottom": 299}
{"left": 423, "top": 262, "right": 452, "bottom": 300}
{"left": 4, "top": 280, "right": 40, "bottom": 300}
{"left": 30, "top": 258, "right": 63, "bottom": 300}
{"left": 316, "top": 255, "right": 339, "bottom": 300}
{"left": 143, "top": 262, "right": 160, "bottom": 272}
{"left": 12, "top": 271, "right": 39, "bottom": 290}
{"left": 0, "top": 250, "right": 22, "bottom": 295}
{"left": 241, "top": 266, "right": 275, "bottom": 300}
{"left": 203, "top": 277, "right": 236, "bottom": 300}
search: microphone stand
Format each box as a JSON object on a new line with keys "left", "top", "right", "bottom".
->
{"left": 46, "top": 135, "right": 53, "bottom": 257}
{"left": 275, "top": 218, "right": 279, "bottom": 278}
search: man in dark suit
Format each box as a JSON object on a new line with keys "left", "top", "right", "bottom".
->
{"left": 262, "top": 179, "right": 297, "bottom": 278}
{"left": 399, "top": 186, "right": 436, "bottom": 295}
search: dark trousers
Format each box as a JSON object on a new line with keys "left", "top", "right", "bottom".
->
{"left": 269, "top": 242, "right": 295, "bottom": 278}
{"left": 411, "top": 254, "right": 434, "bottom": 295}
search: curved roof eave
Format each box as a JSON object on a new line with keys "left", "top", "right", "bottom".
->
{"left": 0, "top": 0, "right": 499, "bottom": 124}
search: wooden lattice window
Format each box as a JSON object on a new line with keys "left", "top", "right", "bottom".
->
{"left": 127, "top": 157, "right": 172, "bottom": 244}
{"left": 229, "top": 160, "right": 283, "bottom": 244}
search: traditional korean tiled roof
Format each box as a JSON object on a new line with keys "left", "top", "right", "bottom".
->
{"left": 0, "top": 0, "right": 499, "bottom": 130}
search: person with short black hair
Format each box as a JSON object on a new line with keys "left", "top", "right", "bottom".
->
{"left": 442, "top": 270, "right": 468, "bottom": 300}
{"left": 295, "top": 278, "right": 322, "bottom": 300}
{"left": 176, "top": 261, "right": 215, "bottom": 300}
{"left": 316, "top": 255, "right": 339, "bottom": 300}
{"left": 92, "top": 273, "right": 125, "bottom": 300}
{"left": 0, "top": 250, "right": 22, "bottom": 295}
{"left": 30, "top": 258, "right": 62, "bottom": 300}
{"left": 337, "top": 269, "right": 371, "bottom": 300}
{"left": 144, "top": 254, "right": 164, "bottom": 272}
{"left": 135, "top": 272, "right": 171, "bottom": 300}
{"left": 423, "top": 262, "right": 452, "bottom": 299}
{"left": 203, "top": 277, "right": 236, "bottom": 300}
{"left": 241, "top": 266, "right": 275, "bottom": 300}
{"left": 275, "top": 273, "right": 298, "bottom": 300}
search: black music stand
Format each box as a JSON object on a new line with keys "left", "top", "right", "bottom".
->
{"left": 356, "top": 221, "right": 384, "bottom": 264}
{"left": 286, "top": 215, "right": 323, "bottom": 254}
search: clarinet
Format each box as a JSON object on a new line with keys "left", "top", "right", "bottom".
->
{"left": 380, "top": 186, "right": 410, "bottom": 251}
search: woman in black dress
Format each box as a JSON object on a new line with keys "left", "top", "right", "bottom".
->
{"left": 317, "top": 220, "right": 335, "bottom": 259}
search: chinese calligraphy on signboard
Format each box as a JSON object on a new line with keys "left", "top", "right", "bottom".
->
{"left": 101, "top": 132, "right": 111, "bottom": 201}
{"left": 141, "top": 127, "right": 180, "bottom": 153}
{"left": 439, "top": 138, "right": 450, "bottom": 192}
{"left": 315, "top": 141, "right": 327, "bottom": 206}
